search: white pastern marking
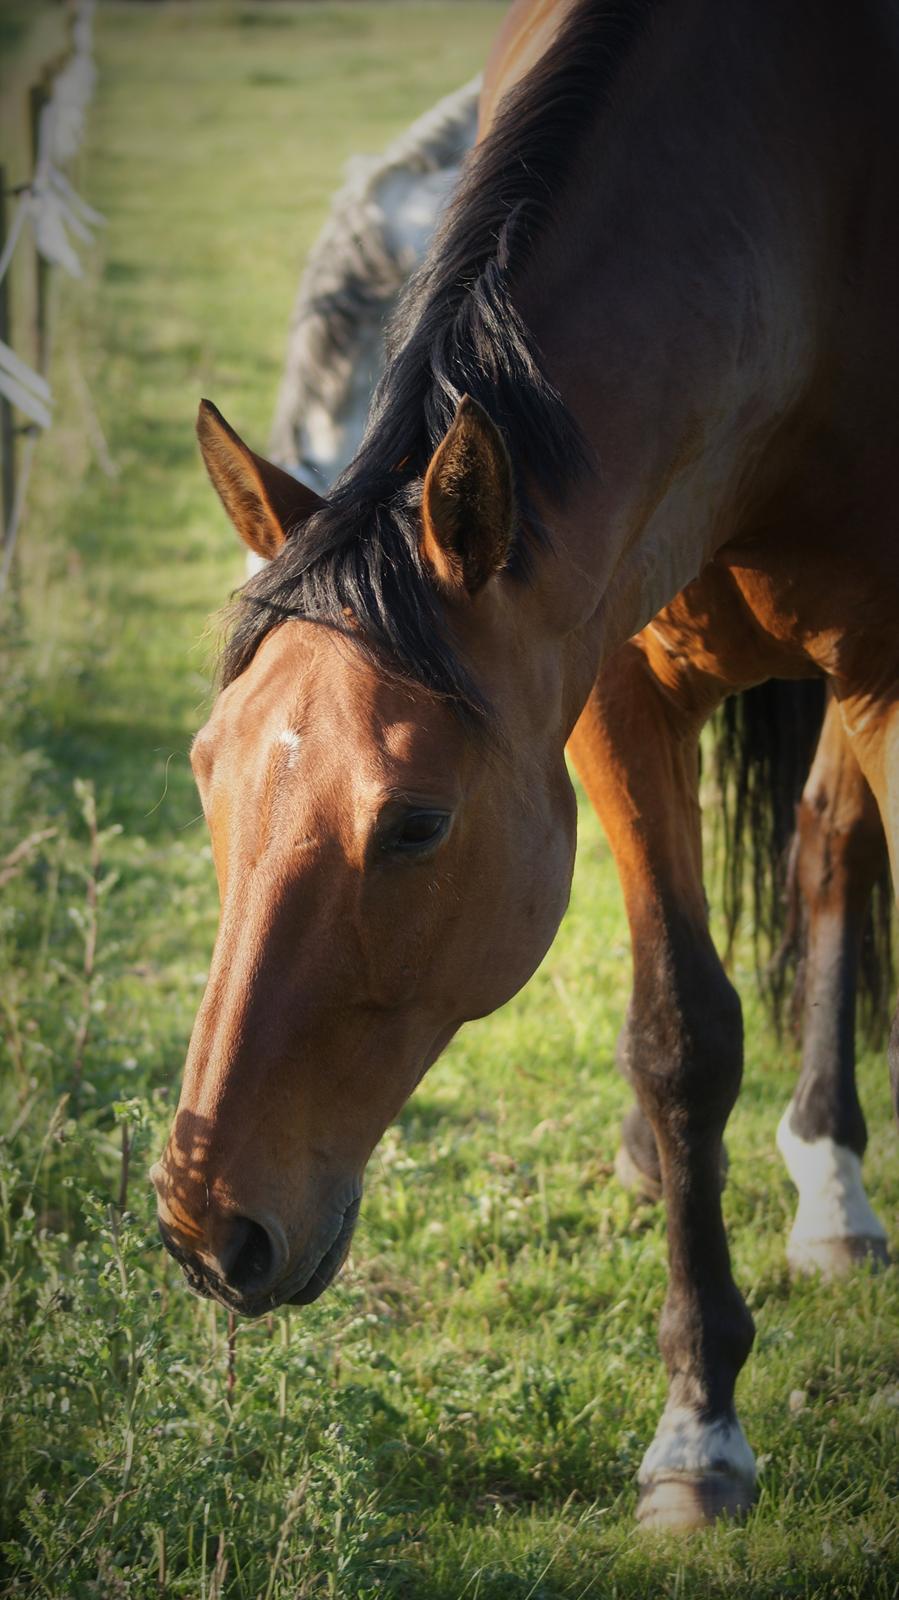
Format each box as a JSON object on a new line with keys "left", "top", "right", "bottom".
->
{"left": 639, "top": 1405, "right": 756, "bottom": 1485}
{"left": 776, "top": 1107, "right": 887, "bottom": 1246}
{"left": 275, "top": 729, "right": 302, "bottom": 768}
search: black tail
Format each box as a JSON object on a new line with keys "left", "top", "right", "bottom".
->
{"left": 711, "top": 679, "right": 893, "bottom": 1044}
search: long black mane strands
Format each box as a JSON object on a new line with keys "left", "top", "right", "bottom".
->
{"left": 222, "top": 0, "right": 659, "bottom": 716}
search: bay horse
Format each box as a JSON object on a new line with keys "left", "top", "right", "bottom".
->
{"left": 153, "top": 0, "right": 899, "bottom": 1529}
{"left": 262, "top": 75, "right": 893, "bottom": 1264}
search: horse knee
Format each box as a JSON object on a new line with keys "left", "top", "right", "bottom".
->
{"left": 627, "top": 945, "right": 744, "bottom": 1133}
{"left": 616, "top": 1098, "right": 730, "bottom": 1199}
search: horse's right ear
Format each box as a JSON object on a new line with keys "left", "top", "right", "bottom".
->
{"left": 420, "top": 395, "right": 514, "bottom": 598}
{"left": 196, "top": 399, "right": 326, "bottom": 560}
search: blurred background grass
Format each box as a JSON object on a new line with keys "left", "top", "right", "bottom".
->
{"left": 0, "top": 4, "right": 896, "bottom": 1596}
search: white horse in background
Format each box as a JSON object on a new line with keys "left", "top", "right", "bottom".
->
{"left": 246, "top": 77, "right": 480, "bottom": 577}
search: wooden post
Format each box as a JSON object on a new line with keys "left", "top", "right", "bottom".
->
{"left": 0, "top": 166, "right": 15, "bottom": 547}
{"left": 29, "top": 79, "right": 50, "bottom": 375}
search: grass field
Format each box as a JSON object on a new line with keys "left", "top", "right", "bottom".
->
{"left": 1, "top": 4, "right": 897, "bottom": 1596}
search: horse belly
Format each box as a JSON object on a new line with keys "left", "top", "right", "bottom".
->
{"left": 722, "top": 541, "right": 899, "bottom": 697}
{"left": 637, "top": 565, "right": 817, "bottom": 716}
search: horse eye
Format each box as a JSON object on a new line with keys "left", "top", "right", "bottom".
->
{"left": 385, "top": 810, "right": 451, "bottom": 855}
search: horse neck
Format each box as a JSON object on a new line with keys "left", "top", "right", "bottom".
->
{"left": 505, "top": 0, "right": 857, "bottom": 684}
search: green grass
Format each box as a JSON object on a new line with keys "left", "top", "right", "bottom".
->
{"left": 1, "top": 4, "right": 897, "bottom": 1596}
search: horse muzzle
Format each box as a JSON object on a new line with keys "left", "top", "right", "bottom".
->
{"left": 151, "top": 1162, "right": 361, "bottom": 1316}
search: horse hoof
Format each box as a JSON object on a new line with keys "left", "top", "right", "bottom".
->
{"left": 637, "top": 1470, "right": 755, "bottom": 1530}
{"left": 787, "top": 1233, "right": 891, "bottom": 1279}
{"left": 614, "top": 1142, "right": 662, "bottom": 1202}
{"left": 637, "top": 1404, "right": 756, "bottom": 1531}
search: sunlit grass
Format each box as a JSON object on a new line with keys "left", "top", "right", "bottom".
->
{"left": 0, "top": 5, "right": 896, "bottom": 1595}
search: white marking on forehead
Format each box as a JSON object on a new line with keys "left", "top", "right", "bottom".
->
{"left": 275, "top": 729, "right": 302, "bottom": 767}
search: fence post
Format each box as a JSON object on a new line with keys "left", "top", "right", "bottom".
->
{"left": 29, "top": 78, "right": 50, "bottom": 375}
{"left": 0, "top": 167, "right": 15, "bottom": 547}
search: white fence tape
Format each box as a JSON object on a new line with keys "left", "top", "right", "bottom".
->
{"left": 0, "top": 0, "right": 101, "bottom": 424}
{"left": 25, "top": 0, "right": 103, "bottom": 291}
{"left": 0, "top": 0, "right": 100, "bottom": 592}
{"left": 0, "top": 198, "right": 28, "bottom": 288}
{"left": 0, "top": 339, "right": 52, "bottom": 429}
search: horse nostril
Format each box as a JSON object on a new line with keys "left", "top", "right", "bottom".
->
{"left": 156, "top": 1201, "right": 288, "bottom": 1306}
{"left": 221, "top": 1215, "right": 280, "bottom": 1298}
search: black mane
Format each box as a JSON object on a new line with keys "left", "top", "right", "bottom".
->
{"left": 222, "top": 0, "right": 656, "bottom": 720}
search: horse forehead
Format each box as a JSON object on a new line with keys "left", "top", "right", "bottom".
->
{"left": 215, "top": 623, "right": 463, "bottom": 778}
{"left": 210, "top": 624, "right": 358, "bottom": 748}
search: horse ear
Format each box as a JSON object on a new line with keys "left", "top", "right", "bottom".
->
{"left": 196, "top": 399, "right": 326, "bottom": 560}
{"left": 420, "top": 395, "right": 514, "bottom": 597}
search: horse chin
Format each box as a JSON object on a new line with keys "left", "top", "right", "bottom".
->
{"left": 181, "top": 1234, "right": 352, "bottom": 1317}
{"left": 287, "top": 1255, "right": 343, "bottom": 1305}
{"left": 287, "top": 1200, "right": 359, "bottom": 1306}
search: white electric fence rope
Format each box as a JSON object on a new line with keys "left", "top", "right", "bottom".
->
{"left": 0, "top": 0, "right": 101, "bottom": 595}
{"left": 0, "top": 340, "right": 52, "bottom": 430}
{"left": 0, "top": 197, "right": 29, "bottom": 287}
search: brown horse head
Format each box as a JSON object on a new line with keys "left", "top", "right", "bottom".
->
{"left": 151, "top": 398, "right": 578, "bottom": 1314}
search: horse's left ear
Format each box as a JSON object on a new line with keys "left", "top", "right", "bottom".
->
{"left": 196, "top": 399, "right": 326, "bottom": 560}
{"left": 420, "top": 395, "right": 514, "bottom": 597}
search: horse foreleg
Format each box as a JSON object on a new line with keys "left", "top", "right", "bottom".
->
{"left": 569, "top": 641, "right": 755, "bottom": 1530}
{"left": 777, "top": 694, "right": 890, "bottom": 1275}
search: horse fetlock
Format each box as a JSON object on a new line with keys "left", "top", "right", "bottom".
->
{"left": 776, "top": 1106, "right": 889, "bottom": 1277}
{"left": 636, "top": 1404, "right": 756, "bottom": 1531}
{"left": 659, "top": 1278, "right": 755, "bottom": 1393}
